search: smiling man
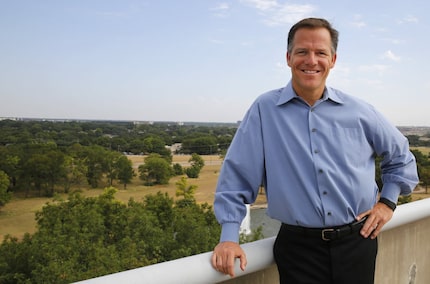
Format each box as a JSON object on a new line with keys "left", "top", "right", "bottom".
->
{"left": 211, "top": 18, "right": 418, "bottom": 284}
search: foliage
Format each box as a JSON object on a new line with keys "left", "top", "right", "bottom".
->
{"left": 239, "top": 226, "right": 264, "bottom": 244}
{"left": 0, "top": 188, "right": 221, "bottom": 283}
{"left": 138, "top": 154, "right": 172, "bottom": 185}
{"left": 185, "top": 153, "right": 205, "bottom": 178}
{"left": 181, "top": 136, "right": 218, "bottom": 155}
{"left": 175, "top": 177, "right": 198, "bottom": 200}
{"left": 0, "top": 119, "right": 238, "bottom": 197}
{"left": 115, "top": 155, "right": 135, "bottom": 189}
{"left": 172, "top": 163, "right": 183, "bottom": 175}
{"left": 398, "top": 195, "right": 412, "bottom": 205}
{"left": 0, "top": 170, "right": 11, "bottom": 209}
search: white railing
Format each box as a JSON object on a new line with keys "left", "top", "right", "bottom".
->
{"left": 74, "top": 198, "right": 430, "bottom": 284}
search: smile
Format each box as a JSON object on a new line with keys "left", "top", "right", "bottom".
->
{"left": 302, "top": 70, "right": 320, "bottom": 74}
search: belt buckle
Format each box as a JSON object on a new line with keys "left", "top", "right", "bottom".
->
{"left": 322, "top": 228, "right": 335, "bottom": 241}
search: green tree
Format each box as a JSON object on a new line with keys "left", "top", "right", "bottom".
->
{"left": 115, "top": 155, "right": 135, "bottom": 189}
{"left": 84, "top": 145, "right": 110, "bottom": 188}
{"left": 138, "top": 154, "right": 172, "bottom": 185}
{"left": 182, "top": 136, "right": 217, "bottom": 155}
{"left": 0, "top": 146, "right": 20, "bottom": 189}
{"left": 0, "top": 188, "right": 222, "bottom": 283}
{"left": 0, "top": 170, "right": 11, "bottom": 209}
{"left": 172, "top": 163, "right": 183, "bottom": 175}
{"left": 189, "top": 153, "right": 205, "bottom": 169}
{"left": 175, "top": 177, "right": 198, "bottom": 200}
{"left": 185, "top": 153, "right": 205, "bottom": 178}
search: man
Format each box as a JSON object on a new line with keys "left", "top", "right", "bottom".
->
{"left": 211, "top": 18, "right": 418, "bottom": 284}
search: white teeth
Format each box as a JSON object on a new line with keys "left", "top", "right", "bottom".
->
{"left": 303, "top": 70, "right": 318, "bottom": 74}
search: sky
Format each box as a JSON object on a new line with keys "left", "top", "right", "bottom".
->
{"left": 1, "top": 0, "right": 429, "bottom": 126}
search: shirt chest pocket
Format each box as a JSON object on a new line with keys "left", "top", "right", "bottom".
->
{"left": 328, "top": 127, "right": 371, "bottom": 167}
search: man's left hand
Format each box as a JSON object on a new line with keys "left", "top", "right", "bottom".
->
{"left": 356, "top": 202, "right": 394, "bottom": 239}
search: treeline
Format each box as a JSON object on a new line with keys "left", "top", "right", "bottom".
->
{"left": 0, "top": 119, "right": 237, "bottom": 202}
{"left": 406, "top": 134, "right": 430, "bottom": 147}
{"left": 0, "top": 119, "right": 236, "bottom": 155}
{"left": 0, "top": 187, "right": 223, "bottom": 283}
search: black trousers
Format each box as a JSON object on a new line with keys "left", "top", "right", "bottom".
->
{"left": 273, "top": 224, "right": 378, "bottom": 284}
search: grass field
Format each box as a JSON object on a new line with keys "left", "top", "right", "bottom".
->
{"left": 0, "top": 155, "right": 232, "bottom": 240}
{"left": 0, "top": 154, "right": 428, "bottom": 240}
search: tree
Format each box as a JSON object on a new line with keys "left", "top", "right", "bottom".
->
{"left": 172, "top": 163, "right": 183, "bottom": 175}
{"left": 189, "top": 153, "right": 205, "bottom": 169}
{"left": 0, "top": 188, "right": 221, "bottom": 283}
{"left": 175, "top": 177, "right": 197, "bottom": 200}
{"left": 138, "top": 154, "right": 172, "bottom": 185}
{"left": 181, "top": 136, "right": 218, "bottom": 155}
{"left": 115, "top": 155, "right": 135, "bottom": 189}
{"left": 83, "top": 145, "right": 110, "bottom": 188}
{"left": 0, "top": 170, "right": 11, "bottom": 209}
{"left": 185, "top": 153, "right": 205, "bottom": 178}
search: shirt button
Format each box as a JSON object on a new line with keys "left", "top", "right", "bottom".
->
{"left": 314, "top": 149, "right": 319, "bottom": 154}
{"left": 327, "top": 212, "right": 332, "bottom": 216}
{"left": 311, "top": 128, "right": 317, "bottom": 132}
{"left": 318, "top": 169, "right": 323, "bottom": 174}
{"left": 323, "top": 191, "right": 328, "bottom": 195}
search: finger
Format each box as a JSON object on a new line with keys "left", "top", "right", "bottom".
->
{"left": 361, "top": 216, "right": 378, "bottom": 238}
{"left": 356, "top": 210, "right": 371, "bottom": 221}
{"left": 239, "top": 253, "right": 247, "bottom": 271}
{"left": 211, "top": 253, "right": 217, "bottom": 269}
{"left": 225, "top": 252, "right": 236, "bottom": 277}
{"left": 370, "top": 226, "right": 380, "bottom": 239}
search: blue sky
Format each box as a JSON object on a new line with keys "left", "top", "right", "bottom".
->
{"left": 1, "top": 0, "right": 429, "bottom": 126}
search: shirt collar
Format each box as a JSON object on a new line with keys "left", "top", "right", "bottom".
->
{"left": 276, "top": 81, "right": 345, "bottom": 106}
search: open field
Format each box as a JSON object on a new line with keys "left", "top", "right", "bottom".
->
{"left": 411, "top": 146, "right": 430, "bottom": 155}
{"left": 0, "top": 155, "right": 253, "bottom": 240}
{"left": 0, "top": 154, "right": 428, "bottom": 240}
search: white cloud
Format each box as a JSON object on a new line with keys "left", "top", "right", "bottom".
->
{"left": 240, "top": 0, "right": 316, "bottom": 26}
{"left": 381, "top": 38, "right": 403, "bottom": 45}
{"left": 382, "top": 50, "right": 401, "bottom": 62}
{"left": 358, "top": 64, "right": 390, "bottom": 76}
{"left": 351, "top": 21, "right": 366, "bottom": 28}
{"left": 398, "top": 15, "right": 418, "bottom": 24}
{"left": 351, "top": 14, "right": 366, "bottom": 28}
{"left": 211, "top": 3, "right": 231, "bottom": 17}
{"left": 213, "top": 3, "right": 230, "bottom": 10}
{"left": 265, "top": 4, "right": 316, "bottom": 26}
{"left": 240, "top": 0, "right": 278, "bottom": 11}
{"left": 208, "top": 38, "right": 225, "bottom": 45}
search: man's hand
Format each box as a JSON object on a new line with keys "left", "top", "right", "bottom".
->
{"left": 356, "top": 202, "right": 394, "bottom": 239}
{"left": 211, "top": 241, "right": 247, "bottom": 277}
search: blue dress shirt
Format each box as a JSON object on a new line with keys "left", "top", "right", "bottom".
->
{"left": 214, "top": 81, "right": 419, "bottom": 243}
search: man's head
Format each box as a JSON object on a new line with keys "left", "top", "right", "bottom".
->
{"left": 286, "top": 18, "right": 338, "bottom": 102}
{"left": 287, "top": 18, "right": 339, "bottom": 55}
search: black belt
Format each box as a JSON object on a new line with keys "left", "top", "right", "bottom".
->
{"left": 282, "top": 217, "right": 367, "bottom": 241}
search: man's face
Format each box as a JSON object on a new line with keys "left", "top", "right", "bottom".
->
{"left": 287, "top": 27, "right": 337, "bottom": 97}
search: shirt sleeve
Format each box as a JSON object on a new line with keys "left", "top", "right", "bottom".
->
{"left": 371, "top": 108, "right": 419, "bottom": 203}
{"left": 214, "top": 101, "right": 266, "bottom": 243}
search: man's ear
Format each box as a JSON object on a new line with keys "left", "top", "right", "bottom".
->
{"left": 286, "top": 52, "right": 291, "bottom": 67}
{"left": 330, "top": 53, "right": 337, "bottom": 68}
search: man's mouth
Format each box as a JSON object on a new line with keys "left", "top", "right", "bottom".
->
{"left": 302, "top": 70, "right": 319, "bottom": 74}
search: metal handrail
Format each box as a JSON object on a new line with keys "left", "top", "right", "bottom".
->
{"left": 74, "top": 198, "right": 430, "bottom": 284}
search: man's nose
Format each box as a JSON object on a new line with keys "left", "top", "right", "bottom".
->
{"left": 305, "top": 53, "right": 317, "bottom": 65}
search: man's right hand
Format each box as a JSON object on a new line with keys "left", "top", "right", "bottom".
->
{"left": 211, "top": 241, "right": 247, "bottom": 277}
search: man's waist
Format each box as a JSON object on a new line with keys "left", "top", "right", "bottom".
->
{"left": 282, "top": 217, "right": 367, "bottom": 241}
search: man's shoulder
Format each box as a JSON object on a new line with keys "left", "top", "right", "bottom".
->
{"left": 327, "top": 87, "right": 373, "bottom": 108}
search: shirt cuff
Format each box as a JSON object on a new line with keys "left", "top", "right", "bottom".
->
{"left": 220, "top": 222, "right": 241, "bottom": 243}
{"left": 380, "top": 182, "right": 402, "bottom": 204}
